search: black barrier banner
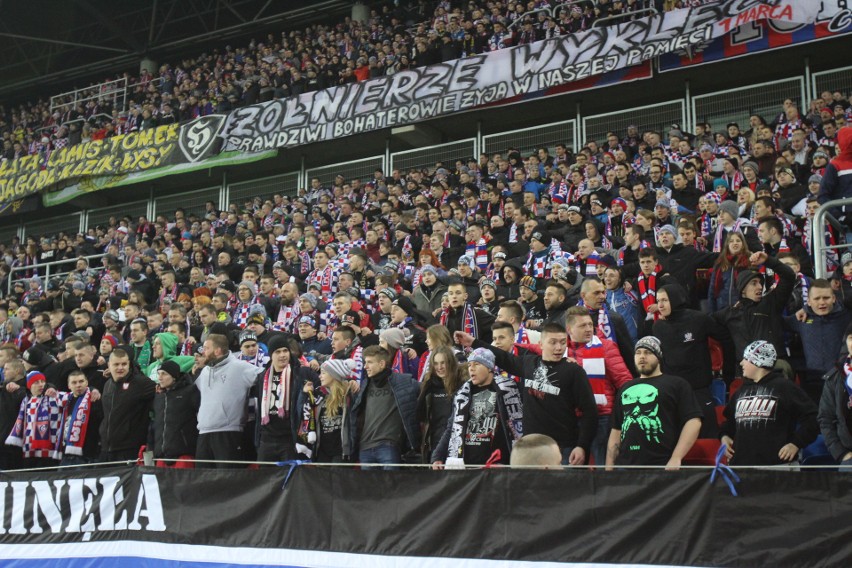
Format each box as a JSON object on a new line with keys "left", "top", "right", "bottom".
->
{"left": 0, "top": 115, "right": 226, "bottom": 209}
{"left": 221, "top": 0, "right": 840, "bottom": 154}
{"left": 1, "top": 466, "right": 851, "bottom": 567}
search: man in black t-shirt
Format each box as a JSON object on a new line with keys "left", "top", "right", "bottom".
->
{"left": 607, "top": 336, "right": 702, "bottom": 470}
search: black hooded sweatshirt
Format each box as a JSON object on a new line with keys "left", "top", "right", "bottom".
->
{"left": 653, "top": 284, "right": 731, "bottom": 391}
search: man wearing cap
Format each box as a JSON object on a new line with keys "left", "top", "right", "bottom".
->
{"left": 238, "top": 330, "right": 270, "bottom": 369}
{"left": 431, "top": 347, "right": 523, "bottom": 467}
{"left": 720, "top": 341, "right": 817, "bottom": 466}
{"left": 21, "top": 345, "right": 61, "bottom": 388}
{"left": 606, "top": 336, "right": 702, "bottom": 470}
{"left": 5, "top": 370, "right": 63, "bottom": 467}
{"left": 456, "top": 322, "right": 597, "bottom": 465}
{"left": 714, "top": 251, "right": 795, "bottom": 372}
{"left": 518, "top": 276, "right": 546, "bottom": 329}
{"left": 253, "top": 335, "right": 316, "bottom": 462}
{"left": 477, "top": 278, "right": 501, "bottom": 316}
{"left": 775, "top": 166, "right": 806, "bottom": 213}
{"left": 653, "top": 223, "right": 717, "bottom": 305}
{"left": 456, "top": 255, "right": 484, "bottom": 303}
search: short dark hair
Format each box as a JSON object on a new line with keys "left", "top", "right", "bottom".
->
{"left": 363, "top": 345, "right": 390, "bottom": 364}
{"left": 492, "top": 321, "right": 515, "bottom": 335}
{"left": 541, "top": 322, "right": 567, "bottom": 336}
{"left": 565, "top": 306, "right": 592, "bottom": 326}
{"left": 499, "top": 300, "right": 525, "bottom": 322}
{"left": 333, "top": 326, "right": 355, "bottom": 343}
{"left": 757, "top": 216, "right": 783, "bottom": 235}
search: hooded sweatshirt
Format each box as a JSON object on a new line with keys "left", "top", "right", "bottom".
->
{"left": 144, "top": 333, "right": 197, "bottom": 382}
{"left": 818, "top": 126, "right": 852, "bottom": 207}
{"left": 652, "top": 284, "right": 731, "bottom": 393}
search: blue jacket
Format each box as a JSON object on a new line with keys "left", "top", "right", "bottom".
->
{"left": 784, "top": 303, "right": 852, "bottom": 377}
{"left": 707, "top": 266, "right": 742, "bottom": 313}
{"left": 348, "top": 372, "right": 421, "bottom": 457}
{"left": 607, "top": 288, "right": 639, "bottom": 344}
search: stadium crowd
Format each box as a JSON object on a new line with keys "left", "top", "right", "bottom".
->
{"left": 1, "top": 88, "right": 851, "bottom": 471}
{"left": 1, "top": 0, "right": 671, "bottom": 162}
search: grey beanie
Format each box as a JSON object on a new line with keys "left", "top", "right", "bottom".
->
{"left": 380, "top": 328, "right": 407, "bottom": 350}
{"left": 719, "top": 200, "right": 739, "bottom": 219}
{"left": 467, "top": 347, "right": 495, "bottom": 371}
{"left": 635, "top": 336, "right": 663, "bottom": 361}
{"left": 321, "top": 359, "right": 356, "bottom": 382}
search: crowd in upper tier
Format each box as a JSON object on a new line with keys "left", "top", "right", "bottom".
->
{"left": 2, "top": 82, "right": 852, "bottom": 471}
{"left": 2, "top": 0, "right": 674, "bottom": 163}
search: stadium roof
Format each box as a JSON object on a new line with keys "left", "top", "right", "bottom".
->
{"left": 0, "top": 0, "right": 363, "bottom": 100}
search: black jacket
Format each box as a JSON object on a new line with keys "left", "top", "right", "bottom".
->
{"left": 99, "top": 370, "right": 156, "bottom": 454}
{"left": 655, "top": 244, "right": 717, "bottom": 306}
{"left": 588, "top": 307, "right": 637, "bottom": 376}
{"left": 713, "top": 256, "right": 795, "bottom": 361}
{"left": 0, "top": 382, "right": 26, "bottom": 441}
{"left": 819, "top": 362, "right": 852, "bottom": 461}
{"left": 151, "top": 376, "right": 200, "bottom": 458}
{"left": 445, "top": 303, "right": 495, "bottom": 344}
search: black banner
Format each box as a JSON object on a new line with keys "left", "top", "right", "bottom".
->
{"left": 1, "top": 466, "right": 851, "bottom": 567}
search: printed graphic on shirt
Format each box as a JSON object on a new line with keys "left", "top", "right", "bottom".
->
{"left": 620, "top": 383, "right": 662, "bottom": 443}
{"left": 734, "top": 390, "right": 779, "bottom": 426}
{"left": 465, "top": 390, "right": 497, "bottom": 446}
{"left": 320, "top": 412, "right": 342, "bottom": 435}
{"left": 525, "top": 364, "right": 561, "bottom": 399}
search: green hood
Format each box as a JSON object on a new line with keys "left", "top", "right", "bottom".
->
{"left": 144, "top": 332, "right": 196, "bottom": 381}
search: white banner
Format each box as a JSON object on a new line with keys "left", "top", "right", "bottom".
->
{"left": 221, "top": 0, "right": 843, "bottom": 153}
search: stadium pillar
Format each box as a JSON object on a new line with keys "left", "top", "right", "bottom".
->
{"left": 140, "top": 58, "right": 158, "bottom": 75}
{"left": 352, "top": 2, "right": 369, "bottom": 24}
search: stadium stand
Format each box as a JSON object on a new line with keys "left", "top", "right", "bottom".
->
{"left": 0, "top": 0, "right": 852, "bottom": 478}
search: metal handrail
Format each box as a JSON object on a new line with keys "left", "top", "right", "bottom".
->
{"left": 507, "top": 7, "right": 554, "bottom": 31}
{"left": 813, "top": 198, "right": 852, "bottom": 279}
{"left": 7, "top": 252, "right": 108, "bottom": 294}
{"left": 50, "top": 77, "right": 128, "bottom": 115}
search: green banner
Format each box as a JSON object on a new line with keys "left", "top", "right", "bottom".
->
{"left": 42, "top": 149, "right": 277, "bottom": 207}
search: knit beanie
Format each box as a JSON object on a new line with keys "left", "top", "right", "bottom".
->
{"left": 321, "top": 359, "right": 355, "bottom": 382}
{"left": 380, "top": 328, "right": 407, "bottom": 350}
{"left": 467, "top": 347, "right": 495, "bottom": 371}
{"left": 267, "top": 334, "right": 290, "bottom": 355}
{"left": 158, "top": 360, "right": 182, "bottom": 380}
{"left": 635, "top": 336, "right": 663, "bottom": 361}
{"left": 719, "top": 200, "right": 739, "bottom": 220}
{"left": 743, "top": 340, "right": 777, "bottom": 369}
{"left": 26, "top": 371, "right": 46, "bottom": 390}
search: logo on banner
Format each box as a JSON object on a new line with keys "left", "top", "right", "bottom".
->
{"left": 179, "top": 115, "right": 225, "bottom": 162}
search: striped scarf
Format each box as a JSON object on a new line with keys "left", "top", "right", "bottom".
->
{"left": 308, "top": 265, "right": 336, "bottom": 295}
{"left": 578, "top": 299, "right": 616, "bottom": 342}
{"left": 274, "top": 303, "right": 297, "bottom": 333}
{"left": 549, "top": 179, "right": 569, "bottom": 204}
{"left": 6, "top": 394, "right": 63, "bottom": 459}
{"left": 60, "top": 390, "right": 93, "bottom": 456}
{"left": 441, "top": 303, "right": 478, "bottom": 338}
{"left": 713, "top": 219, "right": 749, "bottom": 253}
{"left": 261, "top": 364, "right": 292, "bottom": 423}
{"left": 637, "top": 269, "right": 660, "bottom": 319}
{"left": 232, "top": 301, "right": 257, "bottom": 328}
{"left": 466, "top": 238, "right": 489, "bottom": 271}
{"left": 444, "top": 376, "right": 523, "bottom": 467}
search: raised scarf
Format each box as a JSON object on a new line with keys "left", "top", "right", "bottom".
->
{"left": 637, "top": 269, "right": 659, "bottom": 318}
{"left": 6, "top": 394, "right": 62, "bottom": 459}
{"left": 441, "top": 303, "right": 478, "bottom": 338}
{"left": 445, "top": 376, "right": 523, "bottom": 467}
{"left": 261, "top": 364, "right": 292, "bottom": 424}
{"left": 61, "top": 390, "right": 92, "bottom": 456}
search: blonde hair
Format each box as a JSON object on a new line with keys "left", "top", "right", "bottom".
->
{"left": 324, "top": 378, "right": 350, "bottom": 418}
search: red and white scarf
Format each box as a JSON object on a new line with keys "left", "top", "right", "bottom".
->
{"left": 441, "top": 303, "right": 478, "bottom": 338}
{"left": 261, "top": 365, "right": 292, "bottom": 424}
{"left": 637, "top": 269, "right": 660, "bottom": 320}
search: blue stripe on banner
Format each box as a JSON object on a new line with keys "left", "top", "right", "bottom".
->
{"left": 1, "top": 541, "right": 699, "bottom": 568}
{"left": 790, "top": 24, "right": 816, "bottom": 42}
{"left": 4, "top": 560, "right": 302, "bottom": 568}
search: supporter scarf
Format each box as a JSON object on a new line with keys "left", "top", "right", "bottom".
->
{"left": 495, "top": 346, "right": 522, "bottom": 384}
{"left": 509, "top": 223, "right": 518, "bottom": 243}
{"left": 466, "top": 238, "right": 489, "bottom": 271}
{"left": 445, "top": 376, "right": 523, "bottom": 466}
{"left": 61, "top": 390, "right": 92, "bottom": 456}
{"left": 391, "top": 349, "right": 406, "bottom": 375}
{"left": 6, "top": 395, "right": 62, "bottom": 459}
{"left": 299, "top": 251, "right": 312, "bottom": 275}
{"left": 275, "top": 303, "right": 296, "bottom": 332}
{"left": 159, "top": 285, "right": 178, "bottom": 305}
{"left": 699, "top": 212, "right": 717, "bottom": 239}
{"left": 261, "top": 364, "right": 292, "bottom": 424}
{"left": 441, "top": 303, "right": 478, "bottom": 338}
{"left": 637, "top": 269, "right": 659, "bottom": 318}
{"left": 309, "top": 266, "right": 335, "bottom": 295}
{"left": 712, "top": 219, "right": 749, "bottom": 253}
{"left": 798, "top": 274, "right": 810, "bottom": 305}
{"left": 232, "top": 301, "right": 257, "bottom": 329}
{"left": 549, "top": 180, "right": 569, "bottom": 204}
{"left": 577, "top": 299, "right": 616, "bottom": 342}
{"left": 401, "top": 235, "right": 413, "bottom": 260}
{"left": 515, "top": 325, "right": 530, "bottom": 345}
